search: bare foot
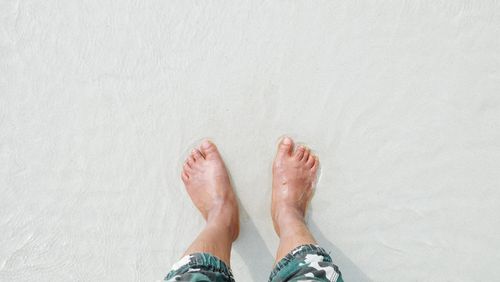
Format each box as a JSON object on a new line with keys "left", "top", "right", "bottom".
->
{"left": 181, "top": 140, "right": 239, "bottom": 241}
{"left": 272, "top": 137, "right": 319, "bottom": 236}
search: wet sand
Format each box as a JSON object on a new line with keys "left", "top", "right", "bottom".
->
{"left": 1, "top": 1, "right": 499, "bottom": 281}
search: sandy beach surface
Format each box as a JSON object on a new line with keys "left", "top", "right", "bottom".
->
{"left": 1, "top": 1, "right": 500, "bottom": 281}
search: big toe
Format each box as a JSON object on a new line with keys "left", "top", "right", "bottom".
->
{"left": 276, "top": 137, "right": 294, "bottom": 158}
{"left": 200, "top": 139, "right": 220, "bottom": 160}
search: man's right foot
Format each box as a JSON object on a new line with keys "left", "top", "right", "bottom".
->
{"left": 181, "top": 140, "right": 240, "bottom": 241}
{"left": 271, "top": 137, "right": 319, "bottom": 236}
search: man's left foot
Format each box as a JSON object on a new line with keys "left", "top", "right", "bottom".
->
{"left": 271, "top": 137, "right": 319, "bottom": 236}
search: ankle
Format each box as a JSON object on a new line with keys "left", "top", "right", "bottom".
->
{"left": 274, "top": 207, "right": 307, "bottom": 236}
{"left": 206, "top": 202, "right": 239, "bottom": 240}
{"left": 275, "top": 206, "right": 305, "bottom": 224}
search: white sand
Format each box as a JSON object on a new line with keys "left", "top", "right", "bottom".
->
{"left": 1, "top": 1, "right": 500, "bottom": 281}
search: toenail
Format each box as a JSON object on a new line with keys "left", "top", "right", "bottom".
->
{"left": 282, "top": 137, "right": 292, "bottom": 145}
{"left": 201, "top": 140, "right": 211, "bottom": 149}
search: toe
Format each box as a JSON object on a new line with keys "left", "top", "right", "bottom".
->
{"left": 181, "top": 171, "right": 189, "bottom": 182}
{"left": 277, "top": 137, "right": 294, "bottom": 157}
{"left": 192, "top": 149, "right": 204, "bottom": 161}
{"left": 183, "top": 162, "right": 192, "bottom": 171}
{"left": 302, "top": 148, "right": 310, "bottom": 162}
{"left": 294, "top": 145, "right": 305, "bottom": 160}
{"left": 306, "top": 154, "right": 315, "bottom": 168}
{"left": 187, "top": 156, "right": 195, "bottom": 167}
{"left": 200, "top": 139, "right": 220, "bottom": 160}
{"left": 312, "top": 156, "right": 320, "bottom": 171}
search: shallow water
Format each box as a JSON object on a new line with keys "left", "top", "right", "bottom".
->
{"left": 1, "top": 1, "right": 500, "bottom": 281}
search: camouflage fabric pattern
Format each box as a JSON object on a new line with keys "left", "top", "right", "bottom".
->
{"left": 269, "top": 244, "right": 343, "bottom": 282}
{"left": 164, "top": 253, "right": 235, "bottom": 282}
{"left": 165, "top": 244, "right": 342, "bottom": 282}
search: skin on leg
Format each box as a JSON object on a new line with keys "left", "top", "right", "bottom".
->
{"left": 180, "top": 140, "right": 239, "bottom": 266}
{"left": 271, "top": 137, "right": 320, "bottom": 263}
{"left": 182, "top": 219, "right": 234, "bottom": 265}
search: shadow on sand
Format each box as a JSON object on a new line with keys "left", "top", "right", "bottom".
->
{"left": 233, "top": 206, "right": 275, "bottom": 281}
{"left": 309, "top": 220, "right": 372, "bottom": 282}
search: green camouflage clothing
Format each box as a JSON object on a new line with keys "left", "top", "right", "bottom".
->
{"left": 164, "top": 252, "right": 235, "bottom": 282}
{"left": 165, "top": 244, "right": 343, "bottom": 282}
{"left": 269, "top": 244, "right": 343, "bottom": 282}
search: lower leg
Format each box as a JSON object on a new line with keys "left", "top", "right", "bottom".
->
{"left": 274, "top": 208, "right": 316, "bottom": 263}
{"left": 183, "top": 205, "right": 236, "bottom": 265}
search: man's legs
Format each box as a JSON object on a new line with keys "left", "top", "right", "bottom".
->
{"left": 165, "top": 140, "right": 239, "bottom": 282}
{"left": 269, "top": 137, "right": 342, "bottom": 282}
{"left": 164, "top": 137, "right": 342, "bottom": 281}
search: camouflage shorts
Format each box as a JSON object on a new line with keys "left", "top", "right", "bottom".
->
{"left": 164, "top": 244, "right": 343, "bottom": 282}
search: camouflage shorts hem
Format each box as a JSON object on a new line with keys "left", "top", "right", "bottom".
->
{"left": 164, "top": 253, "right": 235, "bottom": 282}
{"left": 268, "top": 244, "right": 343, "bottom": 282}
